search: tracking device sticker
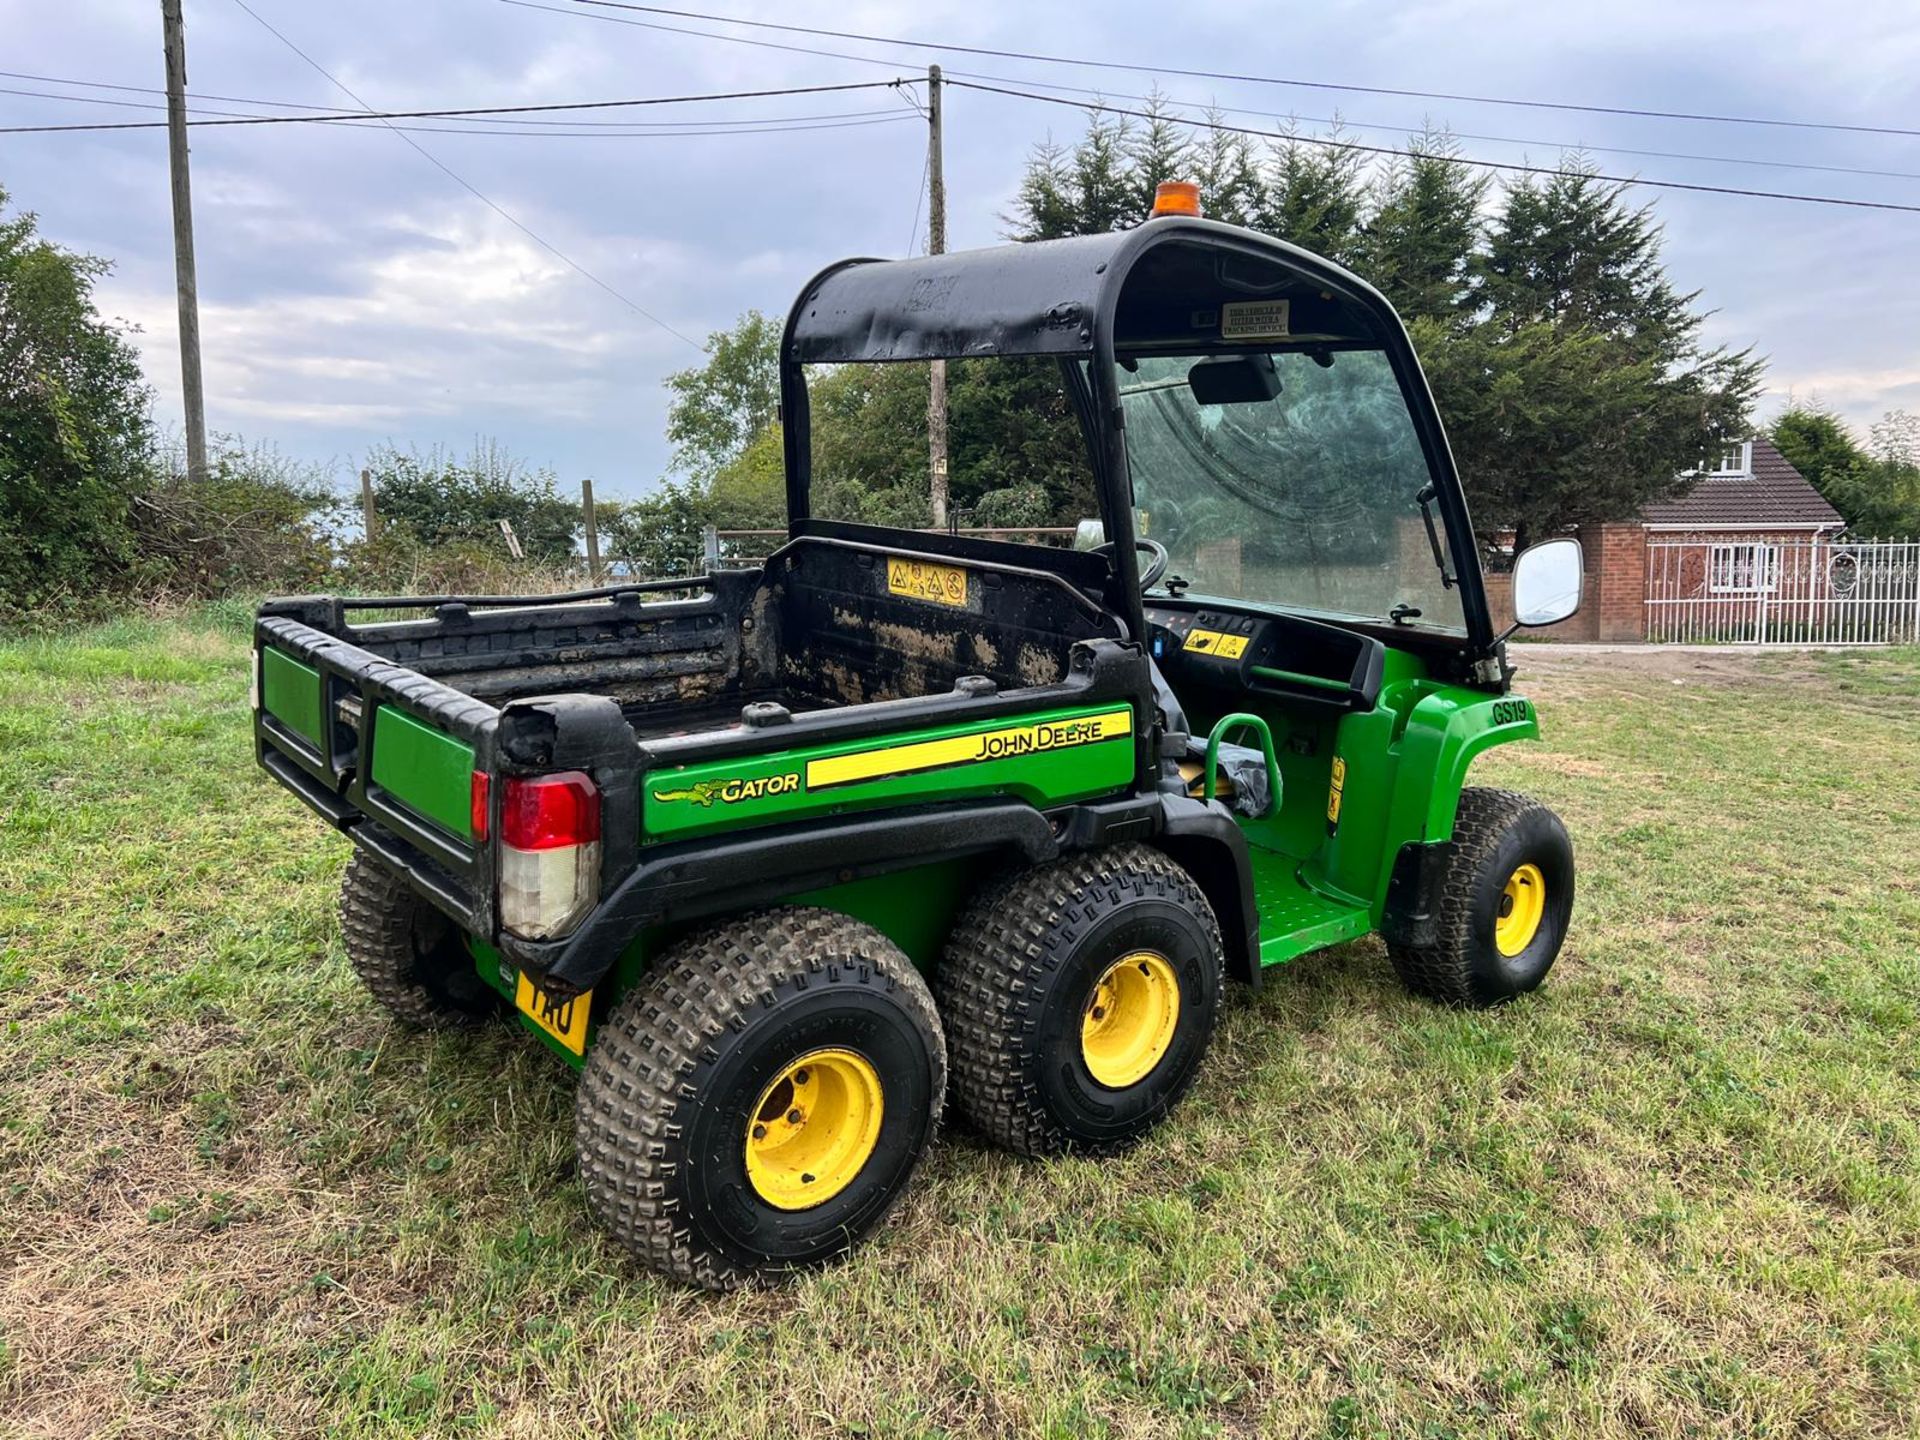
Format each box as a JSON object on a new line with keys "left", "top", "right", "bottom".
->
{"left": 1221, "top": 299, "right": 1291, "bottom": 341}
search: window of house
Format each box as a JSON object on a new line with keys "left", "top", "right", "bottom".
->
{"left": 1708, "top": 541, "right": 1778, "bottom": 593}
{"left": 1710, "top": 441, "right": 1750, "bottom": 475}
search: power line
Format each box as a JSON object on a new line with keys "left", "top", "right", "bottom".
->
{"left": 0, "top": 75, "right": 912, "bottom": 133}
{"left": 891, "top": 81, "right": 930, "bottom": 254}
{"left": 18, "top": 69, "right": 1909, "bottom": 184}
{"left": 503, "top": 0, "right": 1920, "bottom": 212}
{"left": 336, "top": 115, "right": 914, "bottom": 140}
{"left": 946, "top": 80, "right": 1920, "bottom": 215}
{"left": 515, "top": 0, "right": 1920, "bottom": 192}
{"left": 925, "top": 72, "right": 1920, "bottom": 188}
{"left": 223, "top": 0, "right": 700, "bottom": 349}
{"left": 0, "top": 68, "right": 365, "bottom": 112}
{"left": 0, "top": 73, "right": 921, "bottom": 128}
{"left": 503, "top": 0, "right": 919, "bottom": 73}
{"left": 906, "top": 142, "right": 929, "bottom": 255}
{"left": 568, "top": 0, "right": 1920, "bottom": 140}
{"left": 0, "top": 86, "right": 918, "bottom": 138}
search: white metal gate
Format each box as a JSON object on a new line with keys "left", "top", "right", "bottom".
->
{"left": 1645, "top": 535, "right": 1920, "bottom": 644}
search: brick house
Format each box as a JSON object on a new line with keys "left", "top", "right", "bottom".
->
{"left": 1484, "top": 436, "right": 1845, "bottom": 642}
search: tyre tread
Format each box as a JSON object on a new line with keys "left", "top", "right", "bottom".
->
{"left": 339, "top": 852, "right": 491, "bottom": 1028}
{"left": 938, "top": 843, "right": 1224, "bottom": 1158}
{"left": 574, "top": 907, "right": 945, "bottom": 1290}
{"left": 1387, "top": 786, "right": 1550, "bottom": 1007}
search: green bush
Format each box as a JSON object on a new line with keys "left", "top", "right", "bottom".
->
{"left": 0, "top": 187, "right": 157, "bottom": 616}
{"left": 363, "top": 440, "right": 579, "bottom": 563}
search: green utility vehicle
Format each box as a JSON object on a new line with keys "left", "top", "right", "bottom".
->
{"left": 254, "top": 202, "right": 1583, "bottom": 1289}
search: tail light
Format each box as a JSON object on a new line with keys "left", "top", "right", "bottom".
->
{"left": 469, "top": 771, "right": 491, "bottom": 841}
{"left": 498, "top": 771, "right": 601, "bottom": 940}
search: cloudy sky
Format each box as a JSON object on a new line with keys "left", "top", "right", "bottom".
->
{"left": 5, "top": 0, "right": 1918, "bottom": 499}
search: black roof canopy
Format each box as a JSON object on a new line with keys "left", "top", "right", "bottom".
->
{"left": 777, "top": 214, "right": 1499, "bottom": 658}
{"left": 783, "top": 217, "right": 1395, "bottom": 365}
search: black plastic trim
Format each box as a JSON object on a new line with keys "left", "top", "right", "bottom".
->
{"left": 519, "top": 799, "right": 1069, "bottom": 991}
{"left": 1379, "top": 838, "right": 1452, "bottom": 950}
{"left": 1152, "top": 795, "right": 1262, "bottom": 990}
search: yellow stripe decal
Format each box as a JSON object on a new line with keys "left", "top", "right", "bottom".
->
{"left": 805, "top": 708, "right": 1133, "bottom": 791}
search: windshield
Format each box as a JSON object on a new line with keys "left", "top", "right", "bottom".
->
{"left": 1117, "top": 348, "right": 1466, "bottom": 634}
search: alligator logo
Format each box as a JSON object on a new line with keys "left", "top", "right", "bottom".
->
{"left": 652, "top": 772, "right": 802, "bottom": 807}
{"left": 651, "top": 780, "right": 729, "bottom": 807}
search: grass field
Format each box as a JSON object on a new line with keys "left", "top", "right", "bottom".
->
{"left": 2, "top": 612, "right": 1917, "bottom": 1439}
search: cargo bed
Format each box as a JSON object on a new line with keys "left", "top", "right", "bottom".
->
{"left": 252, "top": 524, "right": 1159, "bottom": 993}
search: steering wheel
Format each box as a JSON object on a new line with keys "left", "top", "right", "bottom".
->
{"left": 1094, "top": 538, "right": 1171, "bottom": 592}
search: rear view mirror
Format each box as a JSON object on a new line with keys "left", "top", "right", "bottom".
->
{"left": 1188, "top": 354, "right": 1281, "bottom": 405}
{"left": 1511, "top": 538, "right": 1583, "bottom": 626}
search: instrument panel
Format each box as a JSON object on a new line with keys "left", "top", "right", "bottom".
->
{"left": 1146, "top": 605, "right": 1265, "bottom": 666}
{"left": 1144, "top": 602, "right": 1386, "bottom": 710}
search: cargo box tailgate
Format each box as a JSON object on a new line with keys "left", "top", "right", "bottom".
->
{"left": 254, "top": 613, "right": 499, "bottom": 929}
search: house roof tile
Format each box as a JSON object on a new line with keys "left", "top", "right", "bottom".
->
{"left": 1641, "top": 437, "right": 1845, "bottom": 528}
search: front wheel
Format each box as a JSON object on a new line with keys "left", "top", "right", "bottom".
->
{"left": 1387, "top": 787, "right": 1575, "bottom": 1007}
{"left": 574, "top": 908, "right": 945, "bottom": 1290}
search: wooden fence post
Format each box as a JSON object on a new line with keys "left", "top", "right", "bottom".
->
{"left": 582, "top": 479, "right": 603, "bottom": 585}
{"left": 359, "top": 468, "right": 379, "bottom": 544}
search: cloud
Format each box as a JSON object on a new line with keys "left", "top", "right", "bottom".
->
{"left": 5, "top": 0, "right": 1919, "bottom": 489}
{"left": 105, "top": 198, "right": 688, "bottom": 435}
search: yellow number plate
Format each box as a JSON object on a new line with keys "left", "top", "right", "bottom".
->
{"left": 886, "top": 556, "right": 969, "bottom": 608}
{"left": 1183, "top": 627, "right": 1249, "bottom": 659}
{"left": 515, "top": 972, "right": 591, "bottom": 1056}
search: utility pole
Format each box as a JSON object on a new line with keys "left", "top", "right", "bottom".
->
{"left": 581, "top": 479, "right": 603, "bottom": 584}
{"left": 924, "top": 64, "right": 949, "bottom": 529}
{"left": 161, "top": 0, "right": 208, "bottom": 483}
{"left": 359, "top": 468, "right": 379, "bottom": 544}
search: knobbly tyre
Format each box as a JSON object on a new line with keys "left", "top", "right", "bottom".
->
{"left": 253, "top": 185, "right": 1584, "bottom": 1290}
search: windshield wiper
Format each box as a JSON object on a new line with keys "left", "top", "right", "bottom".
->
{"left": 1414, "top": 484, "right": 1457, "bottom": 590}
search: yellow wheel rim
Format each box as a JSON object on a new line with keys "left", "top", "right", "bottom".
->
{"left": 1080, "top": 951, "right": 1181, "bottom": 1090}
{"left": 743, "top": 1048, "right": 883, "bottom": 1211}
{"left": 1495, "top": 862, "right": 1547, "bottom": 957}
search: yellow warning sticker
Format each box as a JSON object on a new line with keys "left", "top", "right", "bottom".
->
{"left": 1183, "top": 628, "right": 1249, "bottom": 660}
{"left": 806, "top": 708, "right": 1132, "bottom": 791}
{"left": 515, "top": 972, "right": 591, "bottom": 1056}
{"left": 885, "top": 555, "right": 969, "bottom": 608}
{"left": 1326, "top": 755, "right": 1347, "bottom": 826}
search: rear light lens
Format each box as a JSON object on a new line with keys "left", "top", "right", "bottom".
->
{"left": 498, "top": 771, "right": 601, "bottom": 940}
{"left": 469, "top": 771, "right": 490, "bottom": 842}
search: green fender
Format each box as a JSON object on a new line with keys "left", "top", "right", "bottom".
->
{"left": 1383, "top": 686, "right": 1539, "bottom": 847}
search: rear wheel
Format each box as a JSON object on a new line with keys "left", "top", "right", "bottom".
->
{"left": 574, "top": 908, "right": 945, "bottom": 1289}
{"left": 1387, "top": 787, "right": 1575, "bottom": 1007}
{"left": 339, "top": 852, "right": 502, "bottom": 1027}
{"left": 938, "top": 844, "right": 1225, "bottom": 1157}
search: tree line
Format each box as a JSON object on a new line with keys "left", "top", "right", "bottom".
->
{"left": 643, "top": 110, "right": 1920, "bottom": 568}
{"left": 6, "top": 112, "right": 1919, "bottom": 618}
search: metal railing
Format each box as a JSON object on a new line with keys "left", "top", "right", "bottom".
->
{"left": 1646, "top": 535, "right": 1920, "bottom": 644}
{"left": 701, "top": 525, "right": 1078, "bottom": 569}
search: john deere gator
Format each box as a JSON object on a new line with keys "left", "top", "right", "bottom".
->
{"left": 253, "top": 190, "right": 1584, "bottom": 1288}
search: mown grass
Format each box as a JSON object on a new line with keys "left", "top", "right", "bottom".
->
{"left": 1, "top": 614, "right": 1916, "bottom": 1438}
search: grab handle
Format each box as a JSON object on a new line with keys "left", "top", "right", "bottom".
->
{"left": 1203, "top": 711, "right": 1280, "bottom": 819}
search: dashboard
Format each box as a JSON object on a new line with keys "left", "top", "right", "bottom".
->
{"left": 1144, "top": 601, "right": 1387, "bottom": 711}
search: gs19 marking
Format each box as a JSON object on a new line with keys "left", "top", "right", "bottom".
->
{"left": 1490, "top": 700, "right": 1530, "bottom": 726}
